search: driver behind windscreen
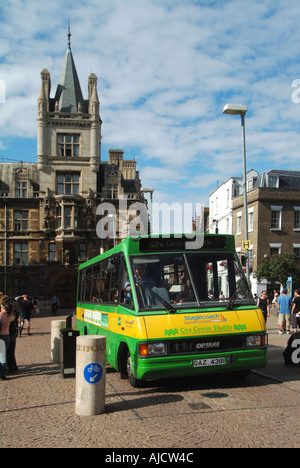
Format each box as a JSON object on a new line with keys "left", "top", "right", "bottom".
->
{"left": 125, "top": 264, "right": 156, "bottom": 298}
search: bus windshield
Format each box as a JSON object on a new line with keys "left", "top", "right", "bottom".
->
{"left": 130, "top": 252, "right": 254, "bottom": 312}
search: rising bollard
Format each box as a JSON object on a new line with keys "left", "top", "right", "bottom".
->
{"left": 51, "top": 319, "right": 66, "bottom": 364}
{"left": 75, "top": 335, "right": 106, "bottom": 416}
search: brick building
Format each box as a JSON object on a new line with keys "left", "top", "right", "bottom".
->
{"left": 232, "top": 169, "right": 300, "bottom": 294}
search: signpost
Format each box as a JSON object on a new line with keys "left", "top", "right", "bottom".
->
{"left": 286, "top": 276, "right": 293, "bottom": 297}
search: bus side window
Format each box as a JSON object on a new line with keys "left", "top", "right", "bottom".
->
{"left": 78, "top": 270, "right": 85, "bottom": 302}
{"left": 118, "top": 257, "right": 134, "bottom": 309}
{"left": 85, "top": 268, "right": 93, "bottom": 302}
{"left": 91, "top": 264, "right": 101, "bottom": 302}
{"left": 100, "top": 257, "right": 119, "bottom": 303}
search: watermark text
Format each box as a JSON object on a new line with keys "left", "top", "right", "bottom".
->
{"left": 96, "top": 199, "right": 204, "bottom": 249}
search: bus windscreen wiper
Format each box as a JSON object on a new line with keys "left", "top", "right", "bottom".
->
{"left": 226, "top": 289, "right": 238, "bottom": 310}
{"left": 226, "top": 279, "right": 244, "bottom": 310}
{"left": 137, "top": 282, "right": 176, "bottom": 314}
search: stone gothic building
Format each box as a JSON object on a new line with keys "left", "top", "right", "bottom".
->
{"left": 0, "top": 37, "right": 145, "bottom": 308}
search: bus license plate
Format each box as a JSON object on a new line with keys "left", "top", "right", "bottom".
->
{"left": 193, "top": 357, "right": 226, "bottom": 368}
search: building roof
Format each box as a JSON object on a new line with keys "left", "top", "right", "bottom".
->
{"left": 0, "top": 163, "right": 39, "bottom": 195}
{"left": 256, "top": 169, "right": 300, "bottom": 189}
{"left": 54, "top": 46, "right": 85, "bottom": 113}
{"left": 210, "top": 169, "right": 300, "bottom": 199}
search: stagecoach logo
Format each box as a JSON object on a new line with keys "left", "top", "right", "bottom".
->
{"left": 125, "top": 318, "right": 135, "bottom": 328}
{"left": 184, "top": 314, "right": 227, "bottom": 324}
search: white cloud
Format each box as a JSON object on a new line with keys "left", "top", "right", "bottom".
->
{"left": 1, "top": 0, "right": 300, "bottom": 209}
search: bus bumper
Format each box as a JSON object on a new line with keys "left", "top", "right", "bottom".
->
{"left": 135, "top": 349, "right": 268, "bottom": 381}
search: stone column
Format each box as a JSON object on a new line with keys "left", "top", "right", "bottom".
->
{"left": 75, "top": 335, "right": 106, "bottom": 416}
{"left": 51, "top": 319, "right": 66, "bottom": 364}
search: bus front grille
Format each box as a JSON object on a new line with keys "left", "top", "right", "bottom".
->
{"left": 168, "top": 336, "right": 245, "bottom": 355}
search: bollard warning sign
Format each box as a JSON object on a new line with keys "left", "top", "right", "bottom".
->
{"left": 84, "top": 362, "right": 103, "bottom": 384}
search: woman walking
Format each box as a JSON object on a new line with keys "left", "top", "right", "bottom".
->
{"left": 0, "top": 296, "right": 15, "bottom": 380}
{"left": 257, "top": 290, "right": 270, "bottom": 324}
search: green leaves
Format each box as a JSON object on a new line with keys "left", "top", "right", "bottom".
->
{"left": 254, "top": 252, "right": 300, "bottom": 287}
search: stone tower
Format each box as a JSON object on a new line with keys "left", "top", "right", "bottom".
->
{"left": 37, "top": 27, "right": 102, "bottom": 191}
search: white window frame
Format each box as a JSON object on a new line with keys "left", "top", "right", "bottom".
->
{"left": 294, "top": 207, "right": 300, "bottom": 231}
{"left": 270, "top": 205, "right": 283, "bottom": 231}
{"left": 268, "top": 175, "right": 279, "bottom": 188}
{"left": 236, "top": 211, "right": 242, "bottom": 236}
{"left": 248, "top": 207, "right": 254, "bottom": 232}
{"left": 269, "top": 243, "right": 282, "bottom": 255}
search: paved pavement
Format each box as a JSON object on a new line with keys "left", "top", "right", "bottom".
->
{"left": 254, "top": 312, "right": 300, "bottom": 392}
{"left": 1, "top": 309, "right": 300, "bottom": 449}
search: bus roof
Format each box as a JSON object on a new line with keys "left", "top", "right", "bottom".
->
{"left": 79, "top": 234, "right": 236, "bottom": 270}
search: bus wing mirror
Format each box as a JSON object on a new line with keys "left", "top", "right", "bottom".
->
{"left": 107, "top": 258, "right": 116, "bottom": 271}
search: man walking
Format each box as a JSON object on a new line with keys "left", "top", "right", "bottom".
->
{"left": 15, "top": 295, "right": 34, "bottom": 336}
{"left": 277, "top": 288, "right": 292, "bottom": 334}
{"left": 51, "top": 295, "right": 60, "bottom": 315}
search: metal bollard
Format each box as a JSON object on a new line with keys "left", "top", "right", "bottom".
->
{"left": 51, "top": 319, "right": 66, "bottom": 364}
{"left": 75, "top": 335, "right": 106, "bottom": 416}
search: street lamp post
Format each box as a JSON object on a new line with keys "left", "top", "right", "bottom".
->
{"left": 108, "top": 213, "right": 116, "bottom": 247}
{"left": 223, "top": 104, "right": 250, "bottom": 282}
{"left": 141, "top": 187, "right": 154, "bottom": 235}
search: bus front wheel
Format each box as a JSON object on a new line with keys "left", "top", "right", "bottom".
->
{"left": 126, "top": 352, "right": 143, "bottom": 388}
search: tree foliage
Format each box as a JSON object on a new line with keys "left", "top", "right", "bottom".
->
{"left": 254, "top": 252, "right": 300, "bottom": 287}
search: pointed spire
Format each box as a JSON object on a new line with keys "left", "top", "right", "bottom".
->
{"left": 67, "top": 19, "right": 71, "bottom": 50}
{"left": 54, "top": 26, "right": 85, "bottom": 113}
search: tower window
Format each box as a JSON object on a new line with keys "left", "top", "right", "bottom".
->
{"left": 49, "top": 243, "right": 56, "bottom": 261}
{"left": 14, "top": 242, "right": 28, "bottom": 265}
{"left": 108, "top": 184, "right": 118, "bottom": 199}
{"left": 57, "top": 173, "right": 80, "bottom": 195}
{"left": 57, "top": 134, "right": 80, "bottom": 157}
{"left": 16, "top": 181, "right": 27, "bottom": 198}
{"left": 14, "top": 211, "right": 28, "bottom": 231}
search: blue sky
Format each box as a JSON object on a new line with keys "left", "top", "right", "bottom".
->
{"left": 1, "top": 0, "right": 300, "bottom": 212}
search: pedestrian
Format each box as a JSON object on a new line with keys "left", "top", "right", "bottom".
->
{"left": 277, "top": 288, "right": 292, "bottom": 334}
{"left": 51, "top": 295, "right": 60, "bottom": 315}
{"left": 7, "top": 304, "right": 18, "bottom": 373}
{"left": 272, "top": 289, "right": 279, "bottom": 315}
{"left": 33, "top": 297, "right": 40, "bottom": 317}
{"left": 15, "top": 295, "right": 34, "bottom": 335}
{"left": 291, "top": 289, "right": 300, "bottom": 333}
{"left": 0, "top": 295, "right": 15, "bottom": 380}
{"left": 257, "top": 290, "right": 270, "bottom": 323}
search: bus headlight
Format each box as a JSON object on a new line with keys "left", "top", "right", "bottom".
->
{"left": 139, "top": 343, "right": 166, "bottom": 356}
{"left": 246, "top": 335, "right": 267, "bottom": 347}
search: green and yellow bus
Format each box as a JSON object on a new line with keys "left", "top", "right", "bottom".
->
{"left": 76, "top": 234, "right": 267, "bottom": 387}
